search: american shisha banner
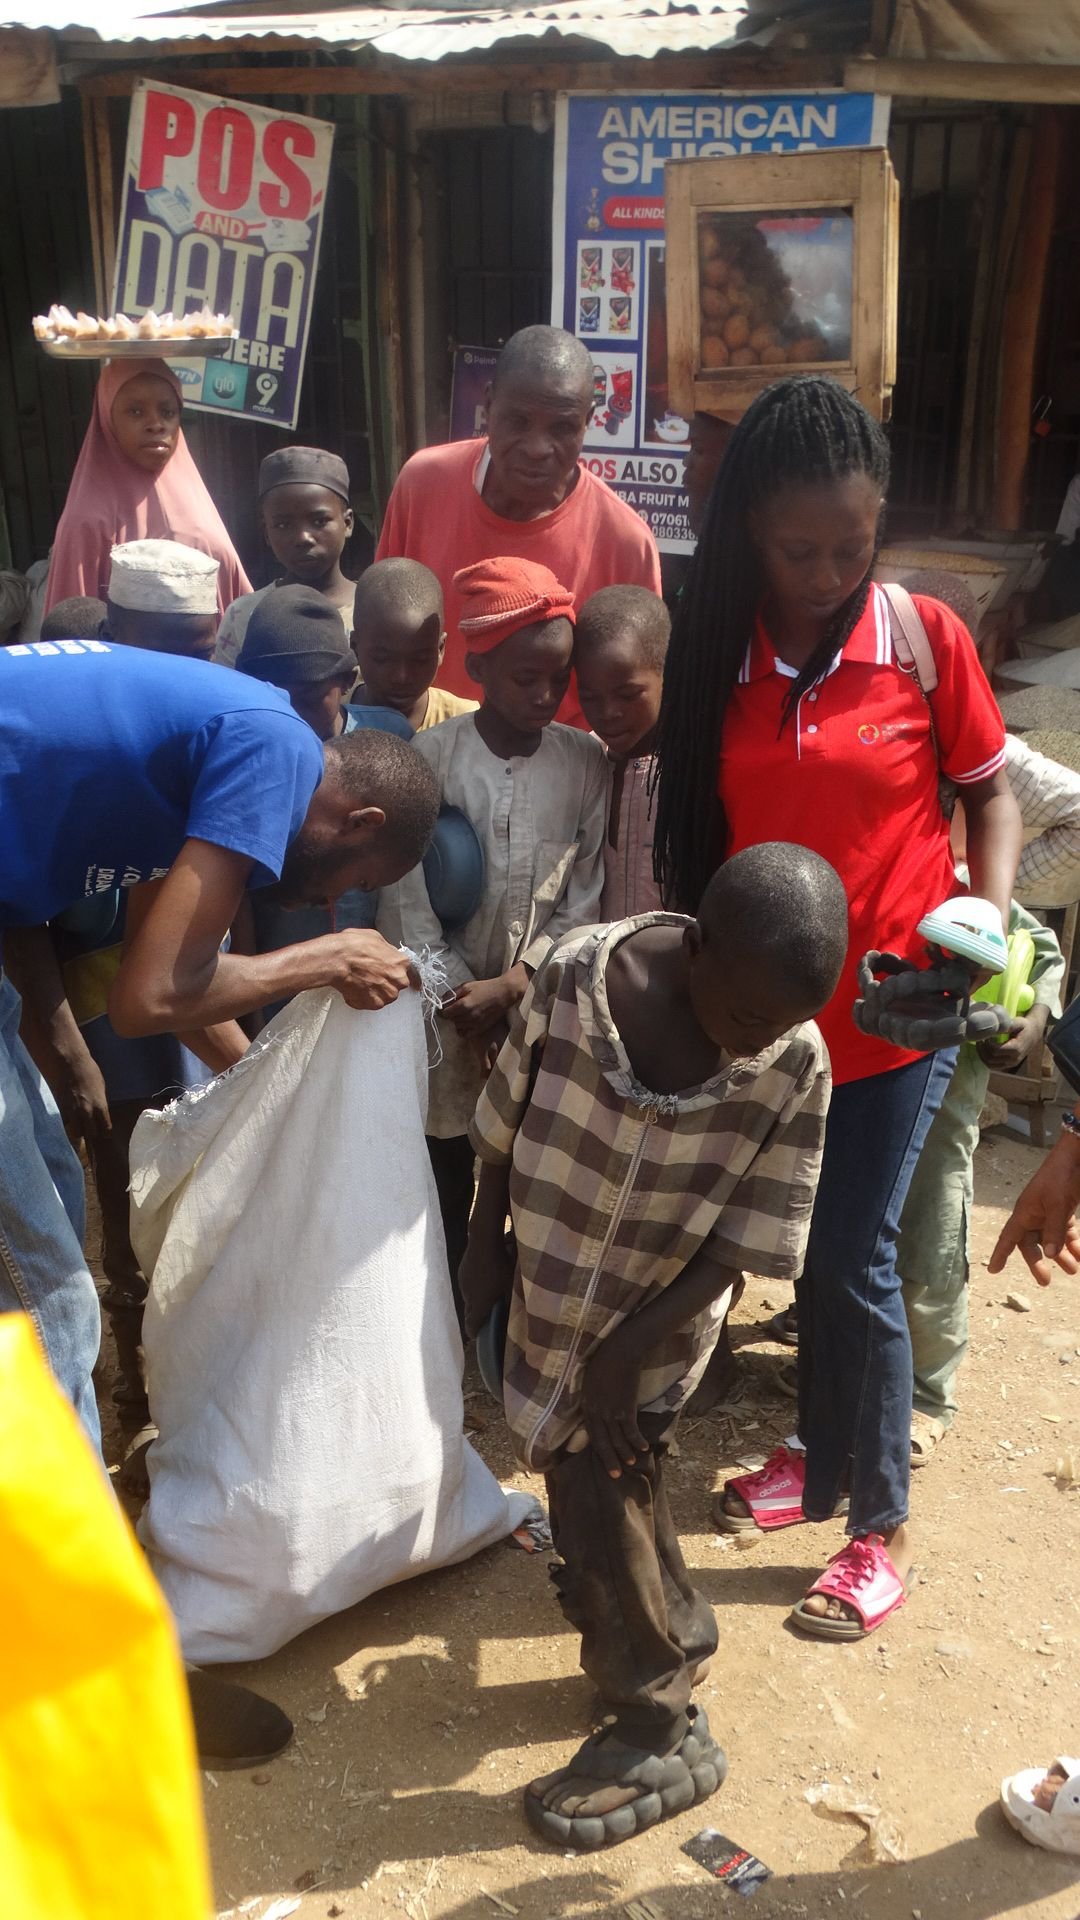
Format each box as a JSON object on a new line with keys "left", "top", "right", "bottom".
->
{"left": 114, "top": 80, "right": 334, "bottom": 429}
{"left": 551, "top": 91, "right": 888, "bottom": 554}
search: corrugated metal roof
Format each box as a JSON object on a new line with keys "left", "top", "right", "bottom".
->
{"left": 890, "top": 0, "right": 1080, "bottom": 64}
{"left": 7, "top": 0, "right": 764, "bottom": 57}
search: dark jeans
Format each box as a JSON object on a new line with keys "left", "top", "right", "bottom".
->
{"left": 426, "top": 1133, "right": 475, "bottom": 1325}
{"left": 0, "top": 974, "right": 100, "bottom": 1451}
{"left": 798, "top": 1047, "right": 957, "bottom": 1535}
{"left": 545, "top": 1411, "right": 718, "bottom": 1750}
{"left": 89, "top": 1095, "right": 166, "bottom": 1430}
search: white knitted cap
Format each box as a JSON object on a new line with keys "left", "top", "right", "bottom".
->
{"left": 108, "top": 538, "right": 219, "bottom": 613}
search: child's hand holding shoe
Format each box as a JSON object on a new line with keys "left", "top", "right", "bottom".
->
{"left": 976, "top": 1002, "right": 1049, "bottom": 1073}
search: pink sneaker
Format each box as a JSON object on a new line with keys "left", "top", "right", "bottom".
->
{"left": 789, "top": 1534, "right": 911, "bottom": 1640}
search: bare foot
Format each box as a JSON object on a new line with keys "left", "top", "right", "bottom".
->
{"left": 118, "top": 1423, "right": 156, "bottom": 1501}
{"left": 1033, "top": 1763, "right": 1068, "bottom": 1813}
{"left": 528, "top": 1724, "right": 683, "bottom": 1822}
{"left": 718, "top": 1487, "right": 751, "bottom": 1520}
{"left": 801, "top": 1523, "right": 913, "bottom": 1623}
{"left": 685, "top": 1339, "right": 739, "bottom": 1414}
{"left": 530, "top": 1769, "right": 643, "bottom": 1820}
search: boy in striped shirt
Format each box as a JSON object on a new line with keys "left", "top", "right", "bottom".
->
{"left": 460, "top": 842, "right": 845, "bottom": 1852}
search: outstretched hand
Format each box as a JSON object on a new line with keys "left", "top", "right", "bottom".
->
{"left": 988, "top": 1130, "right": 1080, "bottom": 1284}
{"left": 59, "top": 1050, "right": 112, "bottom": 1143}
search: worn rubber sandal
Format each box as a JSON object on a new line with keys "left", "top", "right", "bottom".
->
{"left": 713, "top": 1444, "right": 810, "bottom": 1534}
{"left": 1000, "top": 1757, "right": 1080, "bottom": 1856}
{"left": 910, "top": 1410, "right": 947, "bottom": 1468}
{"left": 767, "top": 1307, "right": 799, "bottom": 1347}
{"left": 788, "top": 1534, "right": 912, "bottom": 1642}
{"left": 523, "top": 1705, "right": 726, "bottom": 1851}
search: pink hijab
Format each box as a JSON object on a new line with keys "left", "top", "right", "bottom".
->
{"left": 44, "top": 358, "right": 251, "bottom": 614}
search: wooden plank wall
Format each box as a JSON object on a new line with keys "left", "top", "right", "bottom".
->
{"left": 0, "top": 93, "right": 97, "bottom": 568}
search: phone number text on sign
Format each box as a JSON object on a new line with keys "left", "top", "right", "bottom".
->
{"left": 113, "top": 81, "right": 334, "bottom": 429}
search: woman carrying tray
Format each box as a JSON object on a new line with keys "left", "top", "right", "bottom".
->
{"left": 44, "top": 357, "right": 249, "bottom": 615}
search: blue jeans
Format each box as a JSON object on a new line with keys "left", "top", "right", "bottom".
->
{"left": 0, "top": 973, "right": 102, "bottom": 1451}
{"left": 797, "top": 1047, "right": 957, "bottom": 1536}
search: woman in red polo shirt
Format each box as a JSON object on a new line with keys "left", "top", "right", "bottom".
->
{"left": 654, "top": 377, "right": 1021, "bottom": 1640}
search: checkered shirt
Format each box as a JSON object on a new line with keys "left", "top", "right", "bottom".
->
{"left": 1006, "top": 733, "right": 1080, "bottom": 907}
{"left": 469, "top": 916, "right": 831, "bottom": 1471}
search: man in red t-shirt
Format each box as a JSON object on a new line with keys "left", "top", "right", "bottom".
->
{"left": 375, "top": 326, "right": 661, "bottom": 728}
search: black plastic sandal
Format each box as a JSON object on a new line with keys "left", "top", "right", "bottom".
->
{"left": 523, "top": 1704, "right": 726, "bottom": 1850}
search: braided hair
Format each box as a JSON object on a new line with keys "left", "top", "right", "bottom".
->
{"left": 653, "top": 376, "right": 890, "bottom": 912}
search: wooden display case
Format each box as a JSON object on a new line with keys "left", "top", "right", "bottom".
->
{"left": 665, "top": 147, "right": 899, "bottom": 423}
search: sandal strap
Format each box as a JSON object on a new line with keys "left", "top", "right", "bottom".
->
{"left": 805, "top": 1536, "right": 905, "bottom": 1632}
{"left": 910, "top": 1410, "right": 945, "bottom": 1436}
{"left": 725, "top": 1445, "right": 805, "bottom": 1517}
{"left": 565, "top": 1731, "right": 673, "bottom": 1788}
{"left": 570, "top": 1710, "right": 722, "bottom": 1786}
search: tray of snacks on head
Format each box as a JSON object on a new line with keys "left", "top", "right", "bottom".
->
{"left": 34, "top": 306, "right": 238, "bottom": 359}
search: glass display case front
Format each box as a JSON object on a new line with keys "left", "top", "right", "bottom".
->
{"left": 665, "top": 148, "right": 899, "bottom": 422}
{"left": 697, "top": 209, "right": 854, "bottom": 371}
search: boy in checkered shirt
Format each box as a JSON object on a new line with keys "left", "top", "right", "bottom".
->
{"left": 459, "top": 842, "right": 845, "bottom": 1852}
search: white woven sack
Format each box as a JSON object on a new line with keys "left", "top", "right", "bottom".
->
{"left": 129, "top": 987, "right": 518, "bottom": 1662}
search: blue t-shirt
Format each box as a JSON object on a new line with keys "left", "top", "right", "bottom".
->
{"left": 0, "top": 640, "right": 324, "bottom": 928}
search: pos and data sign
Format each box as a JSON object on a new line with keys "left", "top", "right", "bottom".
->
{"left": 113, "top": 80, "right": 333, "bottom": 429}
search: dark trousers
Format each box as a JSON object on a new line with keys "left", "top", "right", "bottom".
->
{"left": 797, "top": 1047, "right": 957, "bottom": 1534}
{"left": 426, "top": 1133, "right": 475, "bottom": 1325}
{"left": 88, "top": 1096, "right": 163, "bottom": 1429}
{"left": 545, "top": 1412, "right": 718, "bottom": 1750}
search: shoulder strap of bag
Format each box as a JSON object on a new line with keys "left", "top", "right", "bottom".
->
{"left": 882, "top": 581, "right": 954, "bottom": 804}
{"left": 882, "top": 580, "right": 939, "bottom": 694}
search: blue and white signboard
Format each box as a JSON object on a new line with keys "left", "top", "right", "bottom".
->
{"left": 551, "top": 91, "right": 890, "bottom": 553}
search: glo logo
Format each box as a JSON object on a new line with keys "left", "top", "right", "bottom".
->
{"left": 206, "top": 363, "right": 248, "bottom": 411}
{"left": 857, "top": 722, "right": 881, "bottom": 745}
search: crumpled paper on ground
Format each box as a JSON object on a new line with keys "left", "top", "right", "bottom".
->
{"left": 805, "top": 1781, "right": 906, "bottom": 1862}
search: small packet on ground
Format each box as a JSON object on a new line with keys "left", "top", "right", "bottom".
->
{"left": 681, "top": 1827, "right": 772, "bottom": 1894}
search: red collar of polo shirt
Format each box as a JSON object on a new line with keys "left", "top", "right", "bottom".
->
{"left": 737, "top": 583, "right": 892, "bottom": 686}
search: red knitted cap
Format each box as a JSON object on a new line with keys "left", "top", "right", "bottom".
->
{"left": 454, "top": 556, "right": 576, "bottom": 654}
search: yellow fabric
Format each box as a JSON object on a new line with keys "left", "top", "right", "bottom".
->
{"left": 418, "top": 685, "right": 478, "bottom": 731}
{"left": 60, "top": 942, "right": 122, "bottom": 1028}
{"left": 0, "top": 1317, "right": 212, "bottom": 1920}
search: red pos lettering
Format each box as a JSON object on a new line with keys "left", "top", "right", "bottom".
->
{"left": 138, "top": 89, "right": 317, "bottom": 219}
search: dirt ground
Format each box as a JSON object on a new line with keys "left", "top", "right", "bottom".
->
{"left": 105, "top": 1124, "right": 1080, "bottom": 1920}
